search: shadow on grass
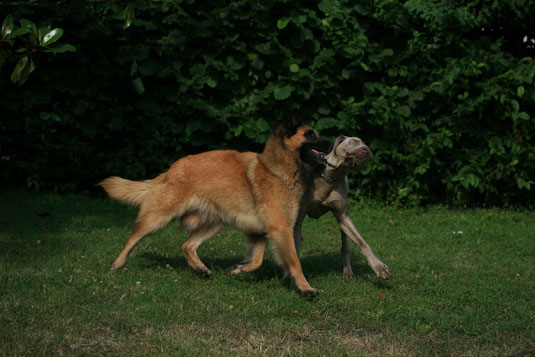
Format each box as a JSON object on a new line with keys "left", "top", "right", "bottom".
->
{"left": 136, "top": 249, "right": 392, "bottom": 290}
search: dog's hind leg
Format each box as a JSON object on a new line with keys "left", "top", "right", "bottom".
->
{"left": 181, "top": 223, "right": 223, "bottom": 277}
{"left": 111, "top": 211, "right": 174, "bottom": 270}
{"left": 341, "top": 231, "right": 356, "bottom": 279}
{"left": 226, "top": 235, "right": 267, "bottom": 275}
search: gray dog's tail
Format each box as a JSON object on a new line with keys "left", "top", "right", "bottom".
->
{"left": 99, "top": 176, "right": 152, "bottom": 206}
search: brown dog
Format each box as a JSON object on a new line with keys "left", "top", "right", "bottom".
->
{"left": 228, "top": 136, "right": 391, "bottom": 280}
{"left": 99, "top": 115, "right": 332, "bottom": 297}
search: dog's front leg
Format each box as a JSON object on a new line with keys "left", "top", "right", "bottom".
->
{"left": 336, "top": 212, "right": 391, "bottom": 279}
{"left": 269, "top": 226, "right": 319, "bottom": 297}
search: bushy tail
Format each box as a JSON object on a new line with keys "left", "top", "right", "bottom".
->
{"left": 99, "top": 176, "right": 153, "bottom": 206}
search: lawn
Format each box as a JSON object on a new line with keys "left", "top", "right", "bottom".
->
{"left": 1, "top": 192, "right": 534, "bottom": 356}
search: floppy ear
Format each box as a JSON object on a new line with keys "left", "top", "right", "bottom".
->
{"left": 282, "top": 109, "right": 302, "bottom": 137}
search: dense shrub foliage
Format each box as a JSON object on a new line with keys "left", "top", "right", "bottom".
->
{"left": 1, "top": 0, "right": 534, "bottom": 206}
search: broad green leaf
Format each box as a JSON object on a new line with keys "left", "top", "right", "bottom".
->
{"left": 41, "top": 28, "right": 63, "bottom": 46}
{"left": 130, "top": 60, "right": 138, "bottom": 77}
{"left": 131, "top": 77, "right": 145, "bottom": 94}
{"left": 20, "top": 18, "right": 36, "bottom": 33}
{"left": 289, "top": 63, "right": 299, "bottom": 73}
{"left": 10, "top": 56, "right": 35, "bottom": 85}
{"left": 511, "top": 99, "right": 520, "bottom": 112}
{"left": 342, "top": 68, "right": 352, "bottom": 79}
{"left": 273, "top": 85, "right": 293, "bottom": 100}
{"left": 44, "top": 43, "right": 76, "bottom": 54}
{"left": 2, "top": 15, "right": 14, "bottom": 40}
{"left": 517, "top": 86, "right": 525, "bottom": 97}
{"left": 518, "top": 112, "right": 529, "bottom": 120}
{"left": 20, "top": 18, "right": 37, "bottom": 44}
{"left": 233, "top": 125, "right": 243, "bottom": 137}
{"left": 256, "top": 118, "right": 270, "bottom": 131}
{"left": 397, "top": 105, "right": 411, "bottom": 118}
{"left": 277, "top": 17, "right": 291, "bottom": 29}
{"left": 38, "top": 25, "right": 51, "bottom": 42}
{"left": 5, "top": 27, "right": 29, "bottom": 41}
{"left": 206, "top": 78, "right": 217, "bottom": 88}
{"left": 466, "top": 173, "right": 480, "bottom": 188}
{"left": 123, "top": 4, "right": 135, "bottom": 29}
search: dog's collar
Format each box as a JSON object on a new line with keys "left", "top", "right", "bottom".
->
{"left": 320, "top": 172, "right": 333, "bottom": 184}
{"left": 325, "top": 160, "right": 336, "bottom": 168}
{"left": 316, "top": 153, "right": 335, "bottom": 183}
{"left": 318, "top": 153, "right": 337, "bottom": 168}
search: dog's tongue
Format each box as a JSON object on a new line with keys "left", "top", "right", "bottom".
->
{"left": 312, "top": 149, "right": 320, "bottom": 155}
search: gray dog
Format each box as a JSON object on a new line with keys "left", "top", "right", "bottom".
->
{"left": 294, "top": 135, "right": 391, "bottom": 279}
{"left": 228, "top": 136, "right": 391, "bottom": 280}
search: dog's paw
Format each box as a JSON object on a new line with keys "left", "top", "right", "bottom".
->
{"left": 110, "top": 258, "right": 126, "bottom": 271}
{"left": 226, "top": 264, "right": 244, "bottom": 276}
{"left": 196, "top": 268, "right": 213, "bottom": 278}
{"left": 343, "top": 266, "right": 356, "bottom": 280}
{"left": 300, "top": 288, "right": 320, "bottom": 298}
{"left": 372, "top": 261, "right": 391, "bottom": 279}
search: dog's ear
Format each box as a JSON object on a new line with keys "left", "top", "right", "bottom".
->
{"left": 282, "top": 109, "right": 302, "bottom": 137}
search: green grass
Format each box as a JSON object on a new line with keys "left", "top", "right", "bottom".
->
{"left": 1, "top": 192, "right": 534, "bottom": 356}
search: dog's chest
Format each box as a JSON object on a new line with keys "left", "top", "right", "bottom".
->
{"left": 307, "top": 201, "right": 330, "bottom": 219}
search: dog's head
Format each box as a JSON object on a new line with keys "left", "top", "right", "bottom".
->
{"left": 324, "top": 135, "right": 371, "bottom": 172}
{"left": 273, "top": 111, "right": 333, "bottom": 170}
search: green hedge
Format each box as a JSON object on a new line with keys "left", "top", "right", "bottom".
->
{"left": 1, "top": 0, "right": 534, "bottom": 206}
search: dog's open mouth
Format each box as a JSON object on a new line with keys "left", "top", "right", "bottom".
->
{"left": 300, "top": 140, "right": 333, "bottom": 168}
{"left": 310, "top": 141, "right": 332, "bottom": 161}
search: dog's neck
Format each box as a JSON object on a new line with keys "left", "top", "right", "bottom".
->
{"left": 258, "top": 138, "right": 302, "bottom": 191}
{"left": 322, "top": 153, "right": 354, "bottom": 182}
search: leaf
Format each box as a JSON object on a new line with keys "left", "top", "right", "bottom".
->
{"left": 130, "top": 60, "right": 138, "bottom": 77}
{"left": 256, "top": 118, "right": 270, "bottom": 131}
{"left": 511, "top": 99, "right": 520, "bottom": 112}
{"left": 46, "top": 43, "right": 76, "bottom": 54}
{"left": 465, "top": 173, "right": 480, "bottom": 187}
{"left": 517, "top": 86, "right": 525, "bottom": 97}
{"left": 273, "top": 85, "right": 293, "bottom": 100}
{"left": 20, "top": 18, "right": 37, "bottom": 44}
{"left": 289, "top": 63, "right": 299, "bottom": 73}
{"left": 4, "top": 27, "right": 29, "bottom": 41}
{"left": 206, "top": 78, "right": 217, "bottom": 88}
{"left": 123, "top": 4, "right": 135, "bottom": 29}
{"left": 20, "top": 18, "right": 36, "bottom": 33}
{"left": 518, "top": 112, "right": 530, "bottom": 120}
{"left": 277, "top": 17, "right": 291, "bottom": 29}
{"left": 2, "top": 15, "right": 14, "bottom": 40}
{"left": 131, "top": 77, "right": 145, "bottom": 94}
{"left": 41, "top": 28, "right": 63, "bottom": 46}
{"left": 10, "top": 56, "right": 35, "bottom": 85}
{"left": 397, "top": 105, "right": 411, "bottom": 118}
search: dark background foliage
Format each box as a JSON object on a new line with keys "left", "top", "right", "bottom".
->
{"left": 1, "top": 0, "right": 534, "bottom": 206}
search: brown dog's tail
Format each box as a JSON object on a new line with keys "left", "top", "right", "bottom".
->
{"left": 99, "top": 176, "right": 152, "bottom": 206}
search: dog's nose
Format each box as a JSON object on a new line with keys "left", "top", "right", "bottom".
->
{"left": 360, "top": 145, "right": 371, "bottom": 157}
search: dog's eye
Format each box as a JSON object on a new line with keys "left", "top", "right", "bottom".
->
{"left": 304, "top": 130, "right": 317, "bottom": 139}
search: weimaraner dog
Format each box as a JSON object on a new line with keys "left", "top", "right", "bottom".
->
{"left": 295, "top": 135, "right": 391, "bottom": 279}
